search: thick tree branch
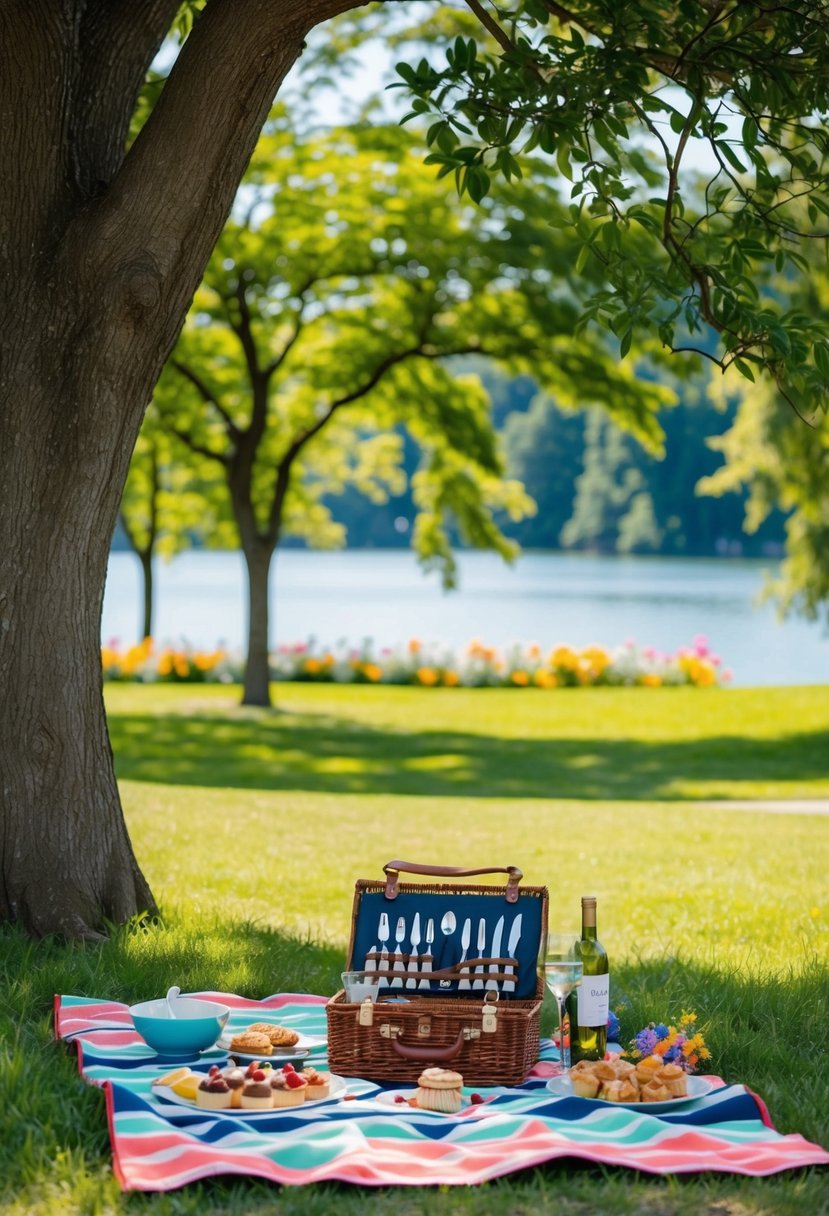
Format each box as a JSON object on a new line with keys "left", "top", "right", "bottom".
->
{"left": 73, "top": 0, "right": 180, "bottom": 197}
{"left": 82, "top": 0, "right": 358, "bottom": 322}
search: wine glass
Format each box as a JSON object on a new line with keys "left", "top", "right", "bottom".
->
{"left": 542, "top": 933, "right": 583, "bottom": 1073}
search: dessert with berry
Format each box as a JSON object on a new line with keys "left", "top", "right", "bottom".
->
{"left": 195, "top": 1066, "right": 233, "bottom": 1110}
{"left": 269, "top": 1063, "right": 308, "bottom": 1107}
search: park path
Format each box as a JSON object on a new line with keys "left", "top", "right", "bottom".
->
{"left": 696, "top": 800, "right": 829, "bottom": 816}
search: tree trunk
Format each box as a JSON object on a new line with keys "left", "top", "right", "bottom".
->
{"left": 140, "top": 548, "right": 154, "bottom": 641}
{"left": 0, "top": 0, "right": 359, "bottom": 936}
{"left": 0, "top": 308, "right": 158, "bottom": 937}
{"left": 242, "top": 543, "right": 274, "bottom": 707}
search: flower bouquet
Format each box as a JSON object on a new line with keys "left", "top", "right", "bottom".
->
{"left": 625, "top": 1011, "right": 710, "bottom": 1073}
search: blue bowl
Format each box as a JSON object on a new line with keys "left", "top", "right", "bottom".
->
{"left": 129, "top": 996, "right": 230, "bottom": 1056}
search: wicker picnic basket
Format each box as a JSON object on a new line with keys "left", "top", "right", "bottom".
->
{"left": 327, "top": 860, "right": 548, "bottom": 1087}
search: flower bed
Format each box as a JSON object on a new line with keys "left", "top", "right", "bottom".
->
{"left": 101, "top": 635, "right": 730, "bottom": 688}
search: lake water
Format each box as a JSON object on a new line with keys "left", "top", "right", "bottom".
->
{"left": 101, "top": 550, "right": 829, "bottom": 687}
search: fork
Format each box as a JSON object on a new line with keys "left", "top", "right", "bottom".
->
{"left": 390, "top": 916, "right": 407, "bottom": 988}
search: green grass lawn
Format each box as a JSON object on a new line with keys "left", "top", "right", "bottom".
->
{"left": 2, "top": 684, "right": 828, "bottom": 1216}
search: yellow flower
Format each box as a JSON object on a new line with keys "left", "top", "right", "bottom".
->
{"left": 174, "top": 656, "right": 189, "bottom": 678}
{"left": 641, "top": 673, "right": 663, "bottom": 687}
{"left": 408, "top": 639, "right": 422, "bottom": 655}
{"left": 442, "top": 670, "right": 460, "bottom": 687}
{"left": 304, "top": 658, "right": 322, "bottom": 675}
{"left": 157, "top": 652, "right": 173, "bottom": 677}
{"left": 810, "top": 906, "right": 821, "bottom": 919}
{"left": 510, "top": 670, "right": 529, "bottom": 686}
{"left": 362, "top": 663, "right": 382, "bottom": 683}
{"left": 550, "top": 645, "right": 577, "bottom": 669}
{"left": 416, "top": 667, "right": 438, "bottom": 686}
{"left": 534, "top": 669, "right": 557, "bottom": 689}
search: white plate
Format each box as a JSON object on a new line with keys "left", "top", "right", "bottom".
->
{"left": 374, "top": 1089, "right": 474, "bottom": 1115}
{"left": 545, "top": 1073, "right": 712, "bottom": 1112}
{"left": 216, "top": 1031, "right": 324, "bottom": 1063}
{"left": 153, "top": 1073, "right": 346, "bottom": 1117}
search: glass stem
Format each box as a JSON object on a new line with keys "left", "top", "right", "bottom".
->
{"left": 557, "top": 997, "right": 570, "bottom": 1070}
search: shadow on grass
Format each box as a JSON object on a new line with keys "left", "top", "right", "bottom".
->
{"left": 109, "top": 706, "right": 829, "bottom": 799}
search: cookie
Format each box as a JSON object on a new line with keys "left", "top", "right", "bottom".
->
{"left": 247, "top": 1022, "right": 300, "bottom": 1047}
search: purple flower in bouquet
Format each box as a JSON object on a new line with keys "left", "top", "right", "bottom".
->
{"left": 635, "top": 1027, "right": 659, "bottom": 1056}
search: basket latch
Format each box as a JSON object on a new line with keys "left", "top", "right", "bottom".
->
{"left": 379, "top": 1022, "right": 402, "bottom": 1039}
{"left": 358, "top": 999, "right": 375, "bottom": 1027}
{"left": 481, "top": 991, "right": 499, "bottom": 1034}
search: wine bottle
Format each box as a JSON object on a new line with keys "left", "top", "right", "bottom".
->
{"left": 568, "top": 895, "right": 609, "bottom": 1063}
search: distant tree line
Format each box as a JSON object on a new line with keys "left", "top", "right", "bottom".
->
{"left": 304, "top": 363, "right": 788, "bottom": 558}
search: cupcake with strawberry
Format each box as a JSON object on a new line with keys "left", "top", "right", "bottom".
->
{"left": 270, "top": 1062, "right": 308, "bottom": 1107}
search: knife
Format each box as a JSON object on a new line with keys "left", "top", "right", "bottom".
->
{"left": 406, "top": 912, "right": 421, "bottom": 989}
{"left": 419, "top": 918, "right": 434, "bottom": 990}
{"left": 390, "top": 915, "right": 407, "bottom": 988}
{"left": 458, "top": 918, "right": 472, "bottom": 990}
{"left": 472, "top": 917, "right": 487, "bottom": 990}
{"left": 502, "top": 912, "right": 523, "bottom": 994}
{"left": 486, "top": 914, "right": 504, "bottom": 991}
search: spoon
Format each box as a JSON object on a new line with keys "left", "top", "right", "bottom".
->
{"left": 165, "top": 985, "right": 181, "bottom": 1018}
{"left": 439, "top": 911, "right": 456, "bottom": 987}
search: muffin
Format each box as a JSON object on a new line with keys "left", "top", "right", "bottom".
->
{"left": 414, "top": 1067, "right": 464, "bottom": 1114}
{"left": 635, "top": 1054, "right": 664, "bottom": 1088}
{"left": 300, "top": 1066, "right": 331, "bottom": 1099}
{"left": 239, "top": 1070, "right": 274, "bottom": 1110}
{"left": 641, "top": 1080, "right": 671, "bottom": 1102}
{"left": 195, "top": 1068, "right": 233, "bottom": 1110}
{"left": 657, "top": 1063, "right": 688, "bottom": 1097}
{"left": 247, "top": 1022, "right": 301, "bottom": 1048}
{"left": 570, "top": 1069, "right": 601, "bottom": 1098}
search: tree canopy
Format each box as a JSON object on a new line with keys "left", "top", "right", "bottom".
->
{"left": 147, "top": 118, "right": 671, "bottom": 702}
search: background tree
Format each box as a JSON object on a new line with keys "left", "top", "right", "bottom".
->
{"left": 154, "top": 121, "right": 670, "bottom": 705}
{"left": 119, "top": 405, "right": 231, "bottom": 639}
{"left": 3, "top": 2, "right": 827, "bottom": 936}
{"left": 700, "top": 376, "right": 829, "bottom": 625}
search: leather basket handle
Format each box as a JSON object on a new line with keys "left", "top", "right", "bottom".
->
{"left": 383, "top": 860, "right": 523, "bottom": 903}
{"left": 389, "top": 1028, "right": 466, "bottom": 1063}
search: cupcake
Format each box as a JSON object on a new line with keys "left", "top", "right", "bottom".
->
{"left": 195, "top": 1067, "right": 233, "bottom": 1110}
{"left": 300, "top": 1066, "right": 331, "bottom": 1100}
{"left": 414, "top": 1067, "right": 464, "bottom": 1114}
{"left": 270, "top": 1066, "right": 308, "bottom": 1107}
{"left": 657, "top": 1063, "right": 688, "bottom": 1097}
{"left": 239, "top": 1069, "right": 273, "bottom": 1110}
{"left": 221, "top": 1062, "right": 246, "bottom": 1108}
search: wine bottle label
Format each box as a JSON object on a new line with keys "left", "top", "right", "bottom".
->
{"left": 578, "top": 973, "right": 610, "bottom": 1026}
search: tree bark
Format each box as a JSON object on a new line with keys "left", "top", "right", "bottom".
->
{"left": 0, "top": 0, "right": 358, "bottom": 936}
{"left": 241, "top": 542, "right": 274, "bottom": 707}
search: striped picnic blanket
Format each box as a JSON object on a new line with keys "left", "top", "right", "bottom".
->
{"left": 55, "top": 992, "right": 829, "bottom": 1191}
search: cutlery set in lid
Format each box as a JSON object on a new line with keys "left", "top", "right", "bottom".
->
{"left": 360, "top": 907, "right": 525, "bottom": 996}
